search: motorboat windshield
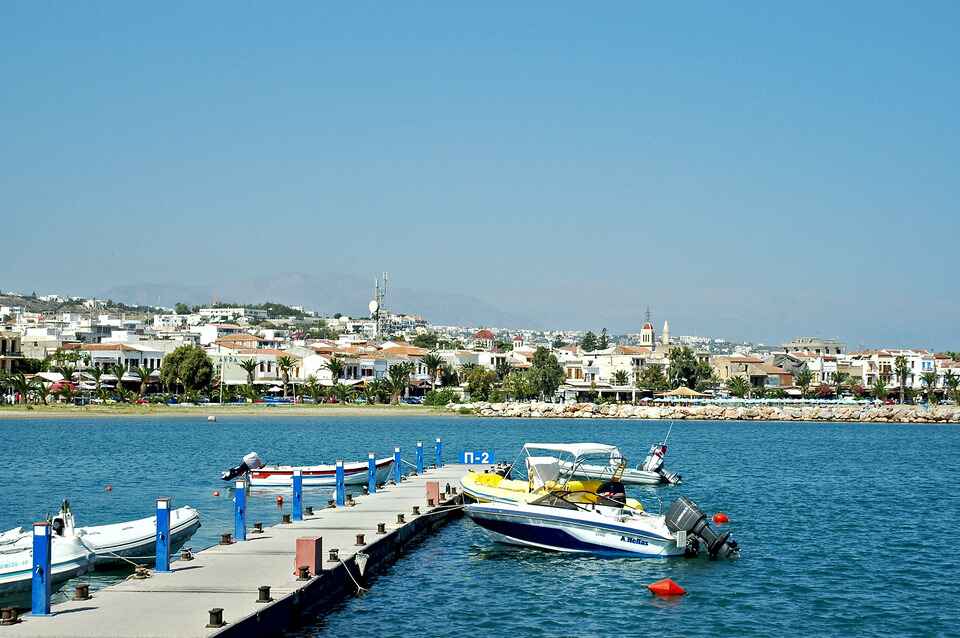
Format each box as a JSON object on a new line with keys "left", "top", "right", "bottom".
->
{"left": 518, "top": 443, "right": 623, "bottom": 488}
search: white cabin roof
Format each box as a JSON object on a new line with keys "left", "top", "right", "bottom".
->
{"left": 522, "top": 442, "right": 618, "bottom": 458}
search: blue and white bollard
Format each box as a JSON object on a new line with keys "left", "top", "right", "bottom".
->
{"left": 31, "top": 522, "right": 52, "bottom": 616}
{"left": 368, "top": 452, "right": 377, "bottom": 494}
{"left": 234, "top": 480, "right": 247, "bottom": 541}
{"left": 416, "top": 441, "right": 424, "bottom": 475}
{"left": 393, "top": 447, "right": 402, "bottom": 484}
{"left": 156, "top": 497, "right": 171, "bottom": 572}
{"left": 335, "top": 460, "right": 345, "bottom": 506}
{"left": 435, "top": 437, "right": 443, "bottom": 468}
{"left": 292, "top": 470, "right": 303, "bottom": 521}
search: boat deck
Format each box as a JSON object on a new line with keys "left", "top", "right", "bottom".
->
{"left": 3, "top": 464, "right": 477, "bottom": 638}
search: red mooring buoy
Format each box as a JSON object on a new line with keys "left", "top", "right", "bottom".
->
{"left": 212, "top": 490, "right": 220, "bottom": 497}
{"left": 276, "top": 495, "right": 284, "bottom": 506}
{"left": 648, "top": 578, "right": 686, "bottom": 597}
{"left": 713, "top": 512, "right": 730, "bottom": 524}
{"left": 104, "top": 484, "right": 113, "bottom": 492}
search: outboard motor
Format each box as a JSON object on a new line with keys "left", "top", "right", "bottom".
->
{"left": 665, "top": 496, "right": 739, "bottom": 559}
{"left": 641, "top": 443, "right": 682, "bottom": 485}
{"left": 221, "top": 451, "right": 264, "bottom": 481}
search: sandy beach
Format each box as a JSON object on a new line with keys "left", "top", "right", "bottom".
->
{"left": 0, "top": 403, "right": 455, "bottom": 419}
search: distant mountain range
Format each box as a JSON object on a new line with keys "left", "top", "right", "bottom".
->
{"left": 100, "top": 272, "right": 536, "bottom": 329}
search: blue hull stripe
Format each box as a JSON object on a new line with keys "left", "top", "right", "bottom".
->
{"left": 472, "top": 506, "right": 670, "bottom": 542}
{"left": 471, "top": 516, "right": 662, "bottom": 556}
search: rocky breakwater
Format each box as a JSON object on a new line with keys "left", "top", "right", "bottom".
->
{"left": 454, "top": 401, "right": 960, "bottom": 423}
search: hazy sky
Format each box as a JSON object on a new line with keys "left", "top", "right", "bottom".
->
{"left": 2, "top": 2, "right": 958, "bottom": 348}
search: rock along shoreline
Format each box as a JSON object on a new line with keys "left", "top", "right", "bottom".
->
{"left": 453, "top": 401, "right": 960, "bottom": 424}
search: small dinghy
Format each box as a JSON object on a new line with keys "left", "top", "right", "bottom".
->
{"left": 0, "top": 517, "right": 94, "bottom": 604}
{"left": 223, "top": 451, "right": 396, "bottom": 487}
{"left": 59, "top": 501, "right": 202, "bottom": 567}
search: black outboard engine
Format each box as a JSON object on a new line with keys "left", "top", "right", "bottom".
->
{"left": 221, "top": 452, "right": 264, "bottom": 481}
{"left": 665, "top": 496, "right": 739, "bottom": 559}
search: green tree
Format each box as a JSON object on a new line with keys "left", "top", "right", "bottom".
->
{"left": 160, "top": 345, "right": 214, "bottom": 393}
{"left": 387, "top": 362, "right": 414, "bottom": 404}
{"left": 667, "top": 346, "right": 712, "bottom": 390}
{"left": 794, "top": 367, "right": 814, "bottom": 398}
{"left": 464, "top": 366, "right": 498, "bottom": 401}
{"left": 831, "top": 371, "right": 848, "bottom": 398}
{"left": 331, "top": 382, "right": 354, "bottom": 403}
{"left": 420, "top": 353, "right": 444, "bottom": 392}
{"left": 276, "top": 355, "right": 297, "bottom": 398}
{"left": 110, "top": 362, "right": 128, "bottom": 396}
{"left": 942, "top": 370, "right": 959, "bottom": 405}
{"left": 636, "top": 365, "right": 669, "bottom": 391}
{"left": 612, "top": 370, "right": 629, "bottom": 386}
{"left": 503, "top": 370, "right": 534, "bottom": 400}
{"left": 551, "top": 335, "right": 565, "bottom": 349}
{"left": 894, "top": 355, "right": 910, "bottom": 404}
{"left": 239, "top": 358, "right": 258, "bottom": 387}
{"left": 412, "top": 332, "right": 438, "bottom": 349}
{"left": 134, "top": 366, "right": 154, "bottom": 396}
{"left": 31, "top": 378, "right": 50, "bottom": 405}
{"left": 580, "top": 331, "right": 598, "bottom": 352}
{"left": 920, "top": 371, "right": 938, "bottom": 404}
{"left": 529, "top": 347, "right": 564, "bottom": 400}
{"left": 440, "top": 366, "right": 459, "bottom": 388}
{"left": 322, "top": 355, "right": 345, "bottom": 383}
{"left": 872, "top": 376, "right": 888, "bottom": 400}
{"left": 174, "top": 302, "right": 190, "bottom": 315}
{"left": 727, "top": 376, "right": 749, "bottom": 398}
{"left": 10, "top": 373, "right": 32, "bottom": 404}
{"left": 362, "top": 378, "right": 385, "bottom": 405}
{"left": 495, "top": 359, "right": 513, "bottom": 380}
{"left": 303, "top": 375, "right": 325, "bottom": 403}
{"left": 597, "top": 328, "right": 609, "bottom": 350}
{"left": 88, "top": 367, "right": 104, "bottom": 394}
{"left": 55, "top": 383, "right": 78, "bottom": 404}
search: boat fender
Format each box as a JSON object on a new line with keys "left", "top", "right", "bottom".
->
{"left": 712, "top": 512, "right": 729, "bottom": 524}
{"left": 648, "top": 578, "right": 686, "bottom": 596}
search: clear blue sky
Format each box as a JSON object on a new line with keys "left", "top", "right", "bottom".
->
{"left": 2, "top": 2, "right": 958, "bottom": 348}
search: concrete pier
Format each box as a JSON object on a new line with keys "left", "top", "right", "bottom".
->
{"left": 4, "top": 464, "right": 476, "bottom": 638}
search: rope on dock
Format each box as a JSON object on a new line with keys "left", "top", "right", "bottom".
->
{"left": 338, "top": 557, "right": 370, "bottom": 594}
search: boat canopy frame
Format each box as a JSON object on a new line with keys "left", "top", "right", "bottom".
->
{"left": 509, "top": 443, "right": 625, "bottom": 489}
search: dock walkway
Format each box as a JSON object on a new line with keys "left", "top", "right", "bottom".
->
{"left": 5, "top": 464, "right": 476, "bottom": 638}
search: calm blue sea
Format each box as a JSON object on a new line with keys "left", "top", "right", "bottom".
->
{"left": 2, "top": 415, "right": 958, "bottom": 637}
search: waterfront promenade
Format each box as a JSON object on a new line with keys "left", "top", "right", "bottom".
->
{"left": 3, "top": 465, "right": 473, "bottom": 638}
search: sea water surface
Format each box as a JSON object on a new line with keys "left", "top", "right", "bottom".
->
{"left": 2, "top": 415, "right": 958, "bottom": 637}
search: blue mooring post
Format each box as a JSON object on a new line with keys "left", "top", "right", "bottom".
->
{"left": 368, "top": 452, "right": 377, "bottom": 494}
{"left": 155, "top": 497, "right": 171, "bottom": 572}
{"left": 292, "top": 470, "right": 303, "bottom": 521}
{"left": 416, "top": 441, "right": 424, "bottom": 475}
{"left": 31, "top": 522, "right": 52, "bottom": 616}
{"left": 234, "top": 480, "right": 247, "bottom": 541}
{"left": 335, "top": 460, "right": 345, "bottom": 506}
{"left": 435, "top": 437, "right": 443, "bottom": 468}
{"left": 393, "top": 446, "right": 402, "bottom": 484}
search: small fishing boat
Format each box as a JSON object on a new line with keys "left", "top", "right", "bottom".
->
{"left": 466, "top": 492, "right": 739, "bottom": 559}
{"left": 0, "top": 526, "right": 94, "bottom": 604}
{"left": 223, "top": 451, "right": 396, "bottom": 487}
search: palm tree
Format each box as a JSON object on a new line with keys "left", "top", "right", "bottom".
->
{"left": 831, "top": 371, "right": 848, "bottom": 399}
{"left": 55, "top": 384, "right": 78, "bottom": 404}
{"left": 331, "top": 382, "right": 354, "bottom": 403}
{"left": 726, "top": 376, "right": 749, "bottom": 398}
{"left": 920, "top": 371, "right": 938, "bottom": 404}
{"left": 420, "top": 353, "right": 444, "bottom": 392}
{"left": 387, "top": 362, "right": 414, "bottom": 404}
{"left": 10, "top": 373, "right": 32, "bottom": 404}
{"left": 276, "top": 355, "right": 296, "bottom": 398}
{"left": 612, "top": 370, "right": 629, "bottom": 386}
{"left": 794, "top": 368, "right": 813, "bottom": 398}
{"left": 872, "top": 377, "right": 888, "bottom": 401}
{"left": 0, "top": 371, "right": 8, "bottom": 405}
{"left": 110, "top": 362, "right": 127, "bottom": 397}
{"left": 322, "top": 355, "right": 346, "bottom": 384}
{"left": 944, "top": 371, "right": 960, "bottom": 405}
{"left": 238, "top": 358, "right": 258, "bottom": 387}
{"left": 363, "top": 379, "right": 384, "bottom": 405}
{"left": 894, "top": 356, "right": 910, "bottom": 404}
{"left": 88, "top": 367, "right": 104, "bottom": 394}
{"left": 303, "top": 375, "right": 325, "bottom": 404}
{"left": 134, "top": 366, "right": 154, "bottom": 397}
{"left": 55, "top": 364, "right": 76, "bottom": 384}
{"left": 30, "top": 378, "right": 50, "bottom": 405}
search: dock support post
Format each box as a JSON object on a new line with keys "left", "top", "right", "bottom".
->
{"left": 393, "top": 447, "right": 402, "bottom": 484}
{"left": 156, "top": 497, "right": 171, "bottom": 572}
{"left": 234, "top": 480, "right": 247, "bottom": 541}
{"left": 435, "top": 437, "right": 443, "bottom": 468}
{"left": 31, "top": 522, "right": 51, "bottom": 616}
{"left": 368, "top": 452, "right": 377, "bottom": 494}
{"left": 292, "top": 470, "right": 304, "bottom": 521}
{"left": 416, "top": 441, "right": 424, "bottom": 475}
{"left": 335, "top": 460, "right": 345, "bottom": 507}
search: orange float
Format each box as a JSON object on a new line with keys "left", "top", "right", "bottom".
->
{"left": 713, "top": 512, "right": 730, "bottom": 524}
{"left": 648, "top": 578, "right": 686, "bottom": 596}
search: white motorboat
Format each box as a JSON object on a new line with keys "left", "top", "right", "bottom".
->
{"left": 56, "top": 501, "right": 202, "bottom": 567}
{"left": 0, "top": 522, "right": 94, "bottom": 604}
{"left": 222, "top": 451, "right": 396, "bottom": 487}
{"left": 466, "top": 492, "right": 739, "bottom": 559}
{"left": 561, "top": 442, "right": 681, "bottom": 485}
